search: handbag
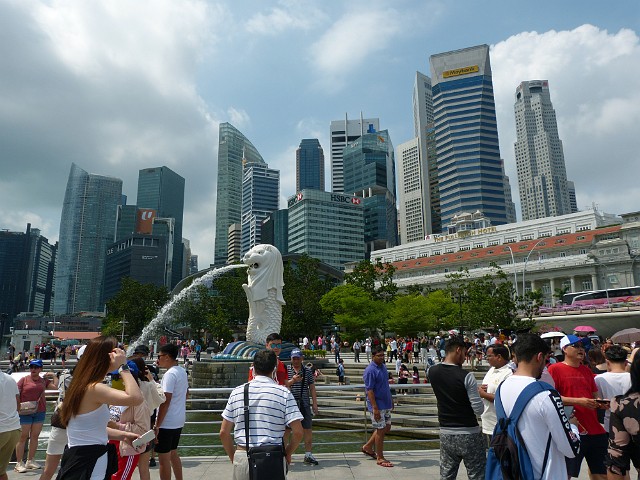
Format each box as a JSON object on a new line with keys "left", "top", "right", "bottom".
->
{"left": 118, "top": 408, "right": 145, "bottom": 457}
{"left": 20, "top": 401, "right": 38, "bottom": 415}
{"left": 243, "top": 383, "right": 287, "bottom": 480}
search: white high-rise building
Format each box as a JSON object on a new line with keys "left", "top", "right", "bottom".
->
{"left": 330, "top": 114, "right": 379, "bottom": 194}
{"left": 397, "top": 138, "right": 426, "bottom": 243}
{"left": 514, "top": 80, "right": 576, "bottom": 220}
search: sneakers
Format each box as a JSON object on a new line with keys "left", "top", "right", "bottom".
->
{"left": 149, "top": 458, "right": 157, "bottom": 467}
{"left": 26, "top": 460, "right": 41, "bottom": 470}
{"left": 14, "top": 462, "right": 27, "bottom": 473}
{"left": 304, "top": 454, "right": 319, "bottom": 465}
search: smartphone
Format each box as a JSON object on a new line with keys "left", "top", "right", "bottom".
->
{"left": 132, "top": 429, "right": 156, "bottom": 449}
{"left": 596, "top": 399, "right": 609, "bottom": 404}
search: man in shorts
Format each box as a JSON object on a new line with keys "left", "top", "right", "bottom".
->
{"left": 155, "top": 344, "right": 188, "bottom": 480}
{"left": 286, "top": 349, "right": 319, "bottom": 465}
{"left": 361, "top": 345, "right": 394, "bottom": 467}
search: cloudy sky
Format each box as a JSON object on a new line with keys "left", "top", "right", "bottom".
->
{"left": 1, "top": 0, "right": 639, "bottom": 268}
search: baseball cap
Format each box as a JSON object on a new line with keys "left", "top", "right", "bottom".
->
{"left": 290, "top": 348, "right": 303, "bottom": 358}
{"left": 560, "top": 334, "right": 583, "bottom": 350}
{"left": 133, "top": 344, "right": 150, "bottom": 355}
{"left": 29, "top": 359, "right": 44, "bottom": 368}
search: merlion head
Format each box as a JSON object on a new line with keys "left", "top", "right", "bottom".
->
{"left": 242, "top": 244, "right": 285, "bottom": 304}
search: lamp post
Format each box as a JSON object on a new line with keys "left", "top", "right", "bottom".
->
{"left": 120, "top": 315, "right": 127, "bottom": 345}
{"left": 522, "top": 239, "right": 546, "bottom": 296}
{"left": 587, "top": 253, "right": 610, "bottom": 306}
{"left": 630, "top": 254, "right": 639, "bottom": 286}
{"left": 47, "top": 315, "right": 61, "bottom": 341}
{"left": 504, "top": 245, "right": 518, "bottom": 297}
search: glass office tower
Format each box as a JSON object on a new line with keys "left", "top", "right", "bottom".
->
{"left": 214, "top": 123, "right": 265, "bottom": 265}
{"left": 430, "top": 45, "right": 512, "bottom": 228}
{"left": 54, "top": 163, "right": 122, "bottom": 314}
{"left": 296, "top": 139, "right": 325, "bottom": 191}
{"left": 136, "top": 166, "right": 185, "bottom": 288}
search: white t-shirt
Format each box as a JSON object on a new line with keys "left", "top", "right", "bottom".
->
{"left": 498, "top": 375, "right": 580, "bottom": 480}
{"left": 480, "top": 364, "right": 513, "bottom": 434}
{"left": 595, "top": 371, "right": 631, "bottom": 431}
{"left": 161, "top": 365, "right": 188, "bottom": 429}
{"left": 0, "top": 372, "right": 20, "bottom": 433}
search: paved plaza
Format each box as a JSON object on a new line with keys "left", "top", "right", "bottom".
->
{"left": 6, "top": 450, "right": 598, "bottom": 479}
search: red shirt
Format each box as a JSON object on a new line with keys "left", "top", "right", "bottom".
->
{"left": 248, "top": 359, "right": 288, "bottom": 386}
{"left": 548, "top": 361, "right": 605, "bottom": 435}
{"left": 17, "top": 375, "right": 47, "bottom": 412}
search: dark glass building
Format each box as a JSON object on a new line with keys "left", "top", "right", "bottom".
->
{"left": 136, "top": 166, "right": 185, "bottom": 289}
{"left": 296, "top": 139, "right": 325, "bottom": 191}
{"left": 343, "top": 130, "right": 398, "bottom": 255}
{"left": 241, "top": 161, "right": 280, "bottom": 256}
{"left": 261, "top": 209, "right": 289, "bottom": 255}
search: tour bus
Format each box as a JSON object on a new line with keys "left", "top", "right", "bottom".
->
{"left": 563, "top": 286, "right": 640, "bottom": 307}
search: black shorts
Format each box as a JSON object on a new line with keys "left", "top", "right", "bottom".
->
{"left": 155, "top": 427, "right": 182, "bottom": 454}
{"left": 297, "top": 403, "right": 313, "bottom": 429}
{"left": 565, "top": 433, "right": 607, "bottom": 477}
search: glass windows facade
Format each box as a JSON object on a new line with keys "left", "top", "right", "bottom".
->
{"left": 430, "top": 45, "right": 511, "bottom": 229}
{"left": 214, "top": 123, "right": 265, "bottom": 265}
{"left": 54, "top": 163, "right": 122, "bottom": 314}
{"left": 296, "top": 139, "right": 325, "bottom": 191}
{"left": 287, "top": 190, "right": 364, "bottom": 270}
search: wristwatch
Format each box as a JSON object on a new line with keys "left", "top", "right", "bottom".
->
{"left": 118, "top": 364, "right": 130, "bottom": 374}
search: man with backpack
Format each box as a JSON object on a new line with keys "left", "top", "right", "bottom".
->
{"left": 486, "top": 334, "right": 580, "bottom": 479}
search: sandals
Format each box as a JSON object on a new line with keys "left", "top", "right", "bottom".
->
{"left": 361, "top": 447, "right": 376, "bottom": 459}
{"left": 377, "top": 459, "right": 394, "bottom": 467}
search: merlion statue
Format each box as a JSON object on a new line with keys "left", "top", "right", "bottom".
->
{"left": 242, "top": 244, "right": 285, "bottom": 345}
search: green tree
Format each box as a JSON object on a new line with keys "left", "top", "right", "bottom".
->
{"left": 553, "top": 286, "right": 570, "bottom": 304}
{"left": 344, "top": 259, "right": 398, "bottom": 301}
{"left": 102, "top": 277, "right": 169, "bottom": 342}
{"left": 445, "top": 267, "right": 517, "bottom": 333}
{"left": 281, "top": 255, "right": 334, "bottom": 340}
{"left": 319, "top": 284, "right": 388, "bottom": 340}
{"left": 514, "top": 289, "right": 544, "bottom": 331}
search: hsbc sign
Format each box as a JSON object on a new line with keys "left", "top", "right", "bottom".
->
{"left": 330, "top": 194, "right": 361, "bottom": 205}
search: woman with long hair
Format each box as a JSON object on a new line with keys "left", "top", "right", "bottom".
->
{"left": 56, "top": 336, "right": 143, "bottom": 480}
{"left": 606, "top": 352, "right": 640, "bottom": 478}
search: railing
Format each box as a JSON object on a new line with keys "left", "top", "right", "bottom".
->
{"left": 36, "top": 383, "right": 440, "bottom": 457}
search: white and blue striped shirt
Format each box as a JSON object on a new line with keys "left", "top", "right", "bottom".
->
{"left": 222, "top": 376, "right": 303, "bottom": 447}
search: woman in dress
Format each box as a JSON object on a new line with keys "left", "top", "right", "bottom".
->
{"left": 57, "top": 336, "right": 142, "bottom": 480}
{"left": 606, "top": 351, "right": 640, "bottom": 478}
{"left": 14, "top": 359, "right": 57, "bottom": 472}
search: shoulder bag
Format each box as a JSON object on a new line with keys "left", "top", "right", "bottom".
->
{"left": 18, "top": 376, "right": 40, "bottom": 415}
{"left": 243, "top": 383, "right": 287, "bottom": 480}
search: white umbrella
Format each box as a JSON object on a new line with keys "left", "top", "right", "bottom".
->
{"left": 540, "top": 332, "right": 565, "bottom": 339}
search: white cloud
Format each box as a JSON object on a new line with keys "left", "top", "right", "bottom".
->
{"left": 491, "top": 25, "right": 640, "bottom": 215}
{"left": 309, "top": 8, "right": 403, "bottom": 87}
{"left": 246, "top": 1, "right": 327, "bottom": 35}
{"left": 227, "top": 107, "right": 251, "bottom": 130}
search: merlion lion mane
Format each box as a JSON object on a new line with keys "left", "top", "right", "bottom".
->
{"left": 242, "top": 244, "right": 285, "bottom": 345}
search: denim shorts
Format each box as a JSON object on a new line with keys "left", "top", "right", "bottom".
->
{"left": 20, "top": 411, "right": 46, "bottom": 425}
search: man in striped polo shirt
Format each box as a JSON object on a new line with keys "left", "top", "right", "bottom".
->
{"left": 286, "top": 349, "right": 319, "bottom": 465}
{"left": 220, "top": 350, "right": 303, "bottom": 480}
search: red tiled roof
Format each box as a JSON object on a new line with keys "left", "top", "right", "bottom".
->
{"left": 53, "top": 331, "right": 101, "bottom": 340}
{"left": 392, "top": 225, "right": 622, "bottom": 272}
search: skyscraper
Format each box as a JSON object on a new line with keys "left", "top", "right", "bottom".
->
{"left": 136, "top": 166, "right": 185, "bottom": 288}
{"left": 214, "top": 123, "right": 265, "bottom": 265}
{"left": 343, "top": 129, "right": 398, "bottom": 254}
{"left": 54, "top": 163, "right": 122, "bottom": 314}
{"left": 0, "top": 224, "right": 57, "bottom": 320}
{"left": 241, "top": 161, "right": 280, "bottom": 256}
{"left": 296, "top": 139, "right": 325, "bottom": 191}
{"left": 514, "top": 80, "right": 577, "bottom": 220}
{"left": 430, "top": 45, "right": 512, "bottom": 228}
{"left": 287, "top": 189, "right": 364, "bottom": 270}
{"left": 330, "top": 115, "right": 379, "bottom": 194}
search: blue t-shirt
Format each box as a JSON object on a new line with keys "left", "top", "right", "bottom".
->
{"left": 363, "top": 362, "right": 393, "bottom": 411}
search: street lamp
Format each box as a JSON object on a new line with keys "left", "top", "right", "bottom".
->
{"left": 587, "top": 253, "right": 610, "bottom": 306}
{"left": 522, "top": 239, "right": 546, "bottom": 296}
{"left": 48, "top": 315, "right": 61, "bottom": 339}
{"left": 120, "top": 315, "right": 127, "bottom": 345}
{"left": 504, "top": 245, "right": 518, "bottom": 297}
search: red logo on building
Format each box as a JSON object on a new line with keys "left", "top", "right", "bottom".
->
{"left": 351, "top": 197, "right": 361, "bottom": 205}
